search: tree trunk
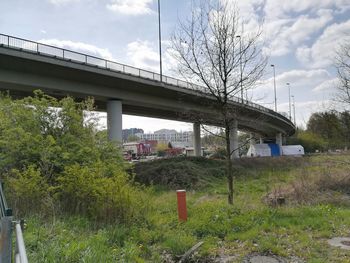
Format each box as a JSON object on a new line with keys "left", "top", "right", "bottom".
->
{"left": 225, "top": 125, "right": 234, "bottom": 204}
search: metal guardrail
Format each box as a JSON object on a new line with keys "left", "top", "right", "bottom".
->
{"left": 0, "top": 183, "right": 28, "bottom": 263}
{"left": 0, "top": 33, "right": 294, "bottom": 127}
{"left": 15, "top": 223, "right": 28, "bottom": 263}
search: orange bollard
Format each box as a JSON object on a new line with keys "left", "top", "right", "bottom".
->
{"left": 176, "top": 189, "right": 187, "bottom": 222}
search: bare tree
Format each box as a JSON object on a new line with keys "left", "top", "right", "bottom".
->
{"left": 171, "top": 1, "right": 266, "bottom": 204}
{"left": 335, "top": 42, "right": 350, "bottom": 107}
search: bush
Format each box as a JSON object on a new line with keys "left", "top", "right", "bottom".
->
{"left": 6, "top": 165, "right": 52, "bottom": 217}
{"left": 287, "top": 130, "right": 327, "bottom": 153}
{"left": 134, "top": 157, "right": 226, "bottom": 189}
{"left": 134, "top": 156, "right": 304, "bottom": 190}
{"left": 0, "top": 91, "right": 147, "bottom": 223}
{"left": 208, "top": 147, "right": 227, "bottom": 159}
{"left": 56, "top": 162, "right": 149, "bottom": 224}
{"left": 298, "top": 131, "right": 327, "bottom": 153}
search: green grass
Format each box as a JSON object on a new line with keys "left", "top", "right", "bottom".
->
{"left": 24, "top": 154, "right": 350, "bottom": 262}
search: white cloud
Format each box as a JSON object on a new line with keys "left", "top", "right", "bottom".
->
{"left": 257, "top": 69, "right": 331, "bottom": 94}
{"left": 126, "top": 40, "right": 159, "bottom": 71}
{"left": 228, "top": 0, "right": 264, "bottom": 28}
{"left": 38, "top": 39, "right": 113, "bottom": 60}
{"left": 126, "top": 40, "right": 179, "bottom": 77}
{"left": 312, "top": 78, "right": 339, "bottom": 92}
{"left": 263, "top": 9, "right": 333, "bottom": 57}
{"left": 296, "top": 19, "right": 350, "bottom": 68}
{"left": 107, "top": 0, "right": 154, "bottom": 15}
{"left": 48, "top": 0, "right": 79, "bottom": 6}
{"left": 252, "top": 69, "right": 333, "bottom": 114}
{"left": 274, "top": 69, "right": 331, "bottom": 88}
{"left": 288, "top": 10, "right": 333, "bottom": 44}
{"left": 278, "top": 99, "right": 334, "bottom": 127}
{"left": 264, "top": 0, "right": 350, "bottom": 20}
{"left": 224, "top": 0, "right": 338, "bottom": 57}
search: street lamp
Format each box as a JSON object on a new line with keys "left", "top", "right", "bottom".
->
{"left": 236, "top": 35, "right": 243, "bottom": 103}
{"left": 286, "top": 83, "right": 291, "bottom": 120}
{"left": 270, "top": 64, "right": 277, "bottom": 112}
{"left": 291, "top": 95, "right": 296, "bottom": 125}
{"left": 157, "top": 0, "right": 162, "bottom": 82}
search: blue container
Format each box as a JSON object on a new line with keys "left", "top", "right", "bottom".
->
{"left": 268, "top": 143, "right": 281, "bottom": 156}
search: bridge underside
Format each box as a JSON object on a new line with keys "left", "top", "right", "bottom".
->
{"left": 0, "top": 76, "right": 288, "bottom": 138}
{"left": 0, "top": 46, "right": 295, "bottom": 157}
{"left": 0, "top": 47, "right": 294, "bottom": 136}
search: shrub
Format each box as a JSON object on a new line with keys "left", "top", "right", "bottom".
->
{"left": 208, "top": 147, "right": 227, "bottom": 159}
{"left": 5, "top": 165, "right": 52, "bottom": 217}
{"left": 287, "top": 130, "right": 327, "bottom": 153}
{"left": 56, "top": 162, "right": 149, "bottom": 224}
{"left": 134, "top": 157, "right": 226, "bottom": 189}
{"left": 298, "top": 131, "right": 327, "bottom": 153}
{"left": 0, "top": 91, "right": 148, "bottom": 223}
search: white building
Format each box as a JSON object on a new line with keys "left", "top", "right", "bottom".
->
{"left": 136, "top": 129, "right": 193, "bottom": 148}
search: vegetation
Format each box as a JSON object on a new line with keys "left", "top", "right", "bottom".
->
{"left": 2, "top": 92, "right": 350, "bottom": 262}
{"left": 334, "top": 40, "right": 350, "bottom": 106}
{"left": 0, "top": 91, "right": 147, "bottom": 223}
{"left": 134, "top": 157, "right": 226, "bottom": 190}
{"left": 287, "top": 110, "right": 350, "bottom": 152}
{"left": 202, "top": 132, "right": 251, "bottom": 157}
{"left": 171, "top": 1, "right": 266, "bottom": 204}
{"left": 307, "top": 110, "right": 350, "bottom": 149}
{"left": 23, "top": 153, "right": 350, "bottom": 262}
{"left": 287, "top": 130, "right": 327, "bottom": 153}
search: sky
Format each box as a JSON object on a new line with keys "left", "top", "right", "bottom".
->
{"left": 1, "top": 0, "right": 350, "bottom": 133}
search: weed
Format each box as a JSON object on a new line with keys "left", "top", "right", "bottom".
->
{"left": 22, "top": 154, "right": 350, "bottom": 262}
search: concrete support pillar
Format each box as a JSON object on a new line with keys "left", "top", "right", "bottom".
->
{"left": 276, "top": 132, "right": 283, "bottom": 147}
{"left": 259, "top": 137, "right": 263, "bottom": 144}
{"left": 107, "top": 100, "right": 122, "bottom": 142}
{"left": 230, "top": 119, "right": 239, "bottom": 159}
{"left": 249, "top": 133, "right": 255, "bottom": 147}
{"left": 282, "top": 135, "right": 287, "bottom": 145}
{"left": 193, "top": 122, "right": 202, "bottom": 156}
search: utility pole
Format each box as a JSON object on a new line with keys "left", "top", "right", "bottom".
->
{"left": 286, "top": 83, "right": 291, "bottom": 120}
{"left": 271, "top": 64, "right": 277, "bottom": 112}
{"left": 236, "top": 35, "right": 243, "bottom": 103}
{"left": 158, "top": 0, "right": 162, "bottom": 82}
{"left": 291, "top": 95, "right": 296, "bottom": 125}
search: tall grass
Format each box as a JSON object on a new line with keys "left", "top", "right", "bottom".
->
{"left": 22, "top": 154, "right": 350, "bottom": 262}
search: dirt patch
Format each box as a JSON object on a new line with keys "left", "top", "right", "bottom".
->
{"left": 341, "top": 240, "right": 350, "bottom": 246}
{"left": 328, "top": 237, "right": 350, "bottom": 250}
{"left": 243, "top": 253, "right": 286, "bottom": 263}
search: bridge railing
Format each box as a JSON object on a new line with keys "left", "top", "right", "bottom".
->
{"left": 0, "top": 183, "right": 28, "bottom": 263}
{"left": 0, "top": 33, "right": 293, "bottom": 126}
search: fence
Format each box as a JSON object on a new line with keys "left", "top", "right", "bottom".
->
{"left": 0, "top": 183, "right": 28, "bottom": 263}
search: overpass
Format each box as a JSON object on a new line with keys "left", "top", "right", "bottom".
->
{"left": 0, "top": 33, "right": 295, "bottom": 157}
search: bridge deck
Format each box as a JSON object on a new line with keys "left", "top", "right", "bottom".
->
{"left": 0, "top": 33, "right": 295, "bottom": 137}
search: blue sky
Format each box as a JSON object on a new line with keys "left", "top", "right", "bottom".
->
{"left": 1, "top": 0, "right": 350, "bottom": 132}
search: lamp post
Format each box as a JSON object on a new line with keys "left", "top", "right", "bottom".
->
{"left": 286, "top": 83, "right": 291, "bottom": 120}
{"left": 291, "top": 95, "right": 296, "bottom": 125}
{"left": 236, "top": 35, "right": 243, "bottom": 103}
{"left": 157, "top": 0, "right": 162, "bottom": 82}
{"left": 271, "top": 64, "right": 277, "bottom": 112}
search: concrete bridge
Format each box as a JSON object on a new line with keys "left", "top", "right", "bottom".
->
{"left": 0, "top": 34, "right": 295, "bottom": 157}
